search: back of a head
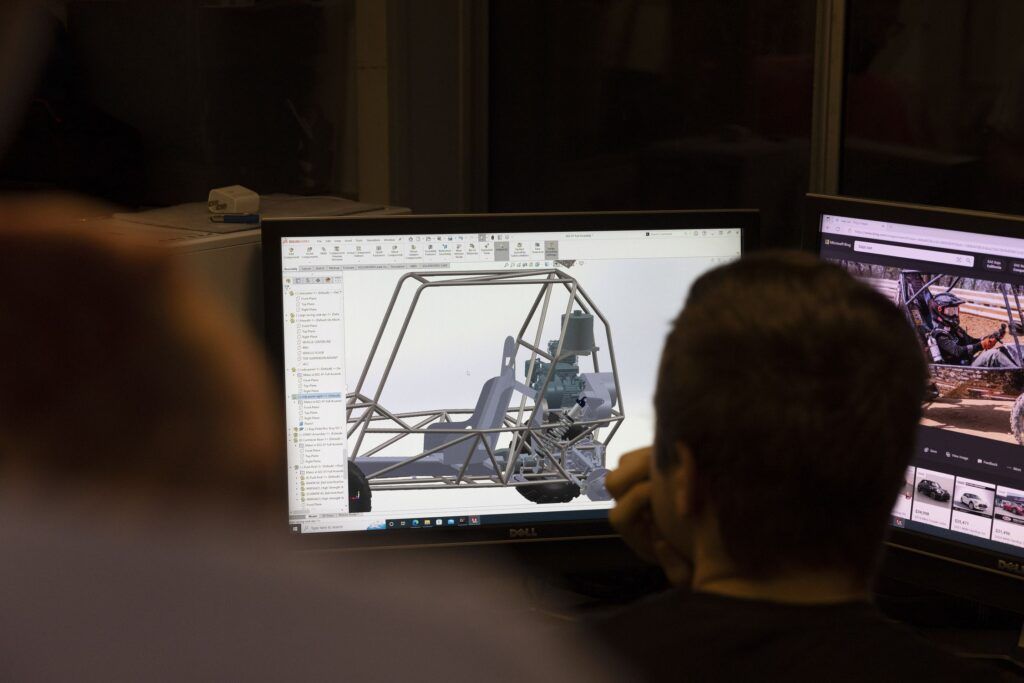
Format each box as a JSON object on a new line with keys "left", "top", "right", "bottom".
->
{"left": 655, "top": 250, "right": 927, "bottom": 580}
{"left": 0, "top": 202, "right": 280, "bottom": 507}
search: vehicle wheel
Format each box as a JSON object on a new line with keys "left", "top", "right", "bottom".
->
{"left": 515, "top": 480, "right": 581, "bottom": 504}
{"left": 1011, "top": 394, "right": 1024, "bottom": 446}
{"left": 507, "top": 433, "right": 581, "bottom": 503}
{"left": 349, "top": 461, "right": 372, "bottom": 512}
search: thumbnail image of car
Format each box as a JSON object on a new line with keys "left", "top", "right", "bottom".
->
{"left": 959, "top": 492, "right": 988, "bottom": 511}
{"left": 917, "top": 479, "right": 951, "bottom": 502}
{"left": 1001, "top": 499, "right": 1024, "bottom": 516}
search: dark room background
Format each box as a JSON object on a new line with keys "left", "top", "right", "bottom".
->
{"left": 3, "top": 0, "right": 1024, "bottom": 248}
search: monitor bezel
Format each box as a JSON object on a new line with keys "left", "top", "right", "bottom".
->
{"left": 262, "top": 210, "right": 759, "bottom": 550}
{"left": 804, "top": 193, "right": 1024, "bottom": 599}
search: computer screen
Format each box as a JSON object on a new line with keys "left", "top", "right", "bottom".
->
{"left": 811, "top": 199, "right": 1024, "bottom": 571}
{"left": 263, "top": 212, "right": 752, "bottom": 543}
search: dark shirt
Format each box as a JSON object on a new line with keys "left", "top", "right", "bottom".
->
{"left": 591, "top": 588, "right": 1010, "bottom": 682}
{"left": 0, "top": 495, "right": 621, "bottom": 683}
{"left": 934, "top": 325, "right": 981, "bottom": 365}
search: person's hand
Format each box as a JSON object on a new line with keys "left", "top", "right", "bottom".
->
{"left": 982, "top": 336, "right": 998, "bottom": 351}
{"left": 606, "top": 448, "right": 656, "bottom": 563}
{"left": 606, "top": 447, "right": 693, "bottom": 586}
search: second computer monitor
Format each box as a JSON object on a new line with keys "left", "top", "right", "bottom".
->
{"left": 806, "top": 195, "right": 1024, "bottom": 597}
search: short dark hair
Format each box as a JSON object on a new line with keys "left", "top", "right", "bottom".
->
{"left": 654, "top": 251, "right": 926, "bottom": 580}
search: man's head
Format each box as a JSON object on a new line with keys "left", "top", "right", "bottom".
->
{"left": 930, "top": 292, "right": 965, "bottom": 328}
{"left": 650, "top": 251, "right": 926, "bottom": 583}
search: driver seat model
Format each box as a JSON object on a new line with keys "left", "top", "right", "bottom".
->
{"left": 423, "top": 335, "right": 523, "bottom": 469}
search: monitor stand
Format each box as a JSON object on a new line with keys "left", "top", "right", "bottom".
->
{"left": 499, "top": 537, "right": 668, "bottom": 616}
{"left": 316, "top": 536, "right": 665, "bottom": 618}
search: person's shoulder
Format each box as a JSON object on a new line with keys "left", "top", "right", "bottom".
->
{"left": 589, "top": 586, "right": 693, "bottom": 635}
{"left": 585, "top": 588, "right": 724, "bottom": 672}
{"left": 838, "top": 613, "right": 1017, "bottom": 682}
{"left": 587, "top": 591, "right": 1014, "bottom": 682}
{"left": 1, "top": 497, "right": 623, "bottom": 683}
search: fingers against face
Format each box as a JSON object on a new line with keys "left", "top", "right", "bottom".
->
{"left": 605, "top": 446, "right": 652, "bottom": 499}
{"left": 608, "top": 480, "right": 658, "bottom": 564}
{"left": 608, "top": 445, "right": 694, "bottom": 585}
{"left": 609, "top": 480, "right": 653, "bottom": 527}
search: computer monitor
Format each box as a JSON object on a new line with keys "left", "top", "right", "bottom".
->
{"left": 262, "top": 211, "right": 757, "bottom": 549}
{"left": 805, "top": 194, "right": 1024, "bottom": 603}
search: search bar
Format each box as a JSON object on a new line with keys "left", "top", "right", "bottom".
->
{"left": 853, "top": 241, "right": 974, "bottom": 267}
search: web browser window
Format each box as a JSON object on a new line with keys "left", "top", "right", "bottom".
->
{"left": 819, "top": 214, "right": 1024, "bottom": 560}
{"left": 281, "top": 228, "right": 741, "bottom": 533}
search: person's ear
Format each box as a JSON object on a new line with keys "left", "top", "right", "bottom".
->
{"left": 671, "top": 441, "right": 698, "bottom": 519}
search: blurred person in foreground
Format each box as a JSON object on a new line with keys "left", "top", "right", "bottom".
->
{"left": 0, "top": 5, "right": 624, "bottom": 681}
{"left": 0, "top": 206, "right": 628, "bottom": 683}
{"left": 595, "top": 252, "right": 1011, "bottom": 681}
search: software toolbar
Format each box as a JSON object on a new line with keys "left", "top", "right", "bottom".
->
{"left": 282, "top": 229, "right": 741, "bottom": 272}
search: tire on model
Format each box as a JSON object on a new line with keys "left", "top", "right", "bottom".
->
{"left": 348, "top": 461, "right": 372, "bottom": 512}
{"left": 516, "top": 479, "right": 582, "bottom": 504}
{"left": 504, "top": 434, "right": 582, "bottom": 504}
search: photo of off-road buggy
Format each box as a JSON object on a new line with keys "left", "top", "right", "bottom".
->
{"left": 343, "top": 268, "right": 624, "bottom": 512}
{"left": 894, "top": 270, "right": 1024, "bottom": 445}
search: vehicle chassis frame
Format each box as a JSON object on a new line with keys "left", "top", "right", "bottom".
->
{"left": 344, "top": 268, "right": 625, "bottom": 492}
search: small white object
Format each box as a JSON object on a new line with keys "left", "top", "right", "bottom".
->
{"left": 207, "top": 185, "right": 260, "bottom": 214}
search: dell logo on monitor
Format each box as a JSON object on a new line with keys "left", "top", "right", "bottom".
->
{"left": 509, "top": 527, "right": 539, "bottom": 539}
{"left": 997, "top": 559, "right": 1024, "bottom": 576}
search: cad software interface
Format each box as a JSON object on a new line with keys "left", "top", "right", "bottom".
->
{"left": 281, "top": 226, "right": 741, "bottom": 533}
{"left": 820, "top": 214, "right": 1024, "bottom": 559}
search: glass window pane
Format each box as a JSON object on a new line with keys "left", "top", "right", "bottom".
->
{"left": 489, "top": 0, "right": 817, "bottom": 247}
{"left": 0, "top": 3, "right": 357, "bottom": 208}
{"left": 842, "top": 0, "right": 1024, "bottom": 215}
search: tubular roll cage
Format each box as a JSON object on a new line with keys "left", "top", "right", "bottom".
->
{"left": 344, "top": 269, "right": 625, "bottom": 491}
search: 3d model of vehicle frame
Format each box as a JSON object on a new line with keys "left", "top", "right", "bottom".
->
{"left": 343, "top": 268, "right": 624, "bottom": 511}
